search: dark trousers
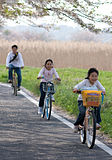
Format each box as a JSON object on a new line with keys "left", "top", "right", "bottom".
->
{"left": 74, "top": 101, "right": 101, "bottom": 126}
{"left": 39, "top": 82, "right": 46, "bottom": 108}
{"left": 8, "top": 64, "right": 22, "bottom": 87}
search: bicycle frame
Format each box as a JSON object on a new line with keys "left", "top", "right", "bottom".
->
{"left": 37, "top": 76, "right": 60, "bottom": 119}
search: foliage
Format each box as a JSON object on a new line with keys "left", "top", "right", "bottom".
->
{"left": 0, "top": 0, "right": 112, "bottom": 33}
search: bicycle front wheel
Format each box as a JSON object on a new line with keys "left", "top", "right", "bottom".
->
{"left": 80, "top": 125, "right": 86, "bottom": 144}
{"left": 45, "top": 95, "right": 52, "bottom": 120}
{"left": 86, "top": 110, "right": 96, "bottom": 149}
{"left": 13, "top": 76, "right": 17, "bottom": 96}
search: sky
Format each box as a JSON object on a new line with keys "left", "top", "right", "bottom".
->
{"left": 6, "top": 16, "right": 78, "bottom": 28}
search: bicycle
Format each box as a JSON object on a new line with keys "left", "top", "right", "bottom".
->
{"left": 74, "top": 90, "right": 104, "bottom": 149}
{"left": 38, "top": 77, "right": 60, "bottom": 120}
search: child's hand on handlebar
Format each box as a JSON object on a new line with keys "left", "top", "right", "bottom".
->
{"left": 73, "top": 88, "right": 78, "bottom": 93}
{"left": 37, "top": 76, "right": 42, "bottom": 79}
{"left": 57, "top": 78, "right": 61, "bottom": 81}
{"left": 102, "top": 91, "right": 106, "bottom": 95}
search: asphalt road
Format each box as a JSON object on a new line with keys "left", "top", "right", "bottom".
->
{"left": 0, "top": 84, "right": 112, "bottom": 160}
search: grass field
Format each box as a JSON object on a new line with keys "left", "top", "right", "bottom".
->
{"left": 0, "top": 65, "right": 112, "bottom": 137}
{"left": 1, "top": 39, "right": 112, "bottom": 71}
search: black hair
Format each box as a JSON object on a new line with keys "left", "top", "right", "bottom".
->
{"left": 85, "top": 68, "right": 99, "bottom": 79}
{"left": 12, "top": 45, "right": 18, "bottom": 49}
{"left": 44, "top": 59, "right": 53, "bottom": 67}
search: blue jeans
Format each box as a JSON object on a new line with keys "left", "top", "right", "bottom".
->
{"left": 74, "top": 101, "right": 101, "bottom": 126}
{"left": 8, "top": 64, "right": 22, "bottom": 87}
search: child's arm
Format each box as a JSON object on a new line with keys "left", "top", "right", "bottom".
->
{"left": 53, "top": 68, "right": 61, "bottom": 81}
{"left": 19, "top": 53, "right": 24, "bottom": 68}
{"left": 73, "top": 79, "right": 86, "bottom": 92}
{"left": 97, "top": 80, "right": 106, "bottom": 94}
{"left": 37, "top": 68, "right": 44, "bottom": 79}
{"left": 6, "top": 53, "right": 10, "bottom": 68}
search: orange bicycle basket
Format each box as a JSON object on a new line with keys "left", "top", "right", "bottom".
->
{"left": 81, "top": 90, "right": 102, "bottom": 107}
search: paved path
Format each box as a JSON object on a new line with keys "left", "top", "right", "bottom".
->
{"left": 0, "top": 84, "right": 112, "bottom": 160}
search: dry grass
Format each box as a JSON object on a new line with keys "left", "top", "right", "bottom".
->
{"left": 0, "top": 38, "right": 112, "bottom": 71}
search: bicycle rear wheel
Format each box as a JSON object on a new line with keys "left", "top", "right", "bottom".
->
{"left": 45, "top": 95, "right": 52, "bottom": 120}
{"left": 86, "top": 110, "right": 96, "bottom": 149}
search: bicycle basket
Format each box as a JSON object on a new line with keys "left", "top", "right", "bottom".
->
{"left": 81, "top": 90, "right": 102, "bottom": 107}
{"left": 43, "top": 82, "right": 55, "bottom": 94}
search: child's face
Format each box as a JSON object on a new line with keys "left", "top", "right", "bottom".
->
{"left": 45, "top": 61, "right": 53, "bottom": 70}
{"left": 89, "top": 72, "right": 98, "bottom": 84}
{"left": 12, "top": 47, "right": 17, "bottom": 54}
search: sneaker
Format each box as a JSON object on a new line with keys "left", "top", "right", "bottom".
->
{"left": 18, "top": 87, "right": 20, "bottom": 91}
{"left": 51, "top": 95, "right": 55, "bottom": 102}
{"left": 96, "top": 123, "right": 101, "bottom": 129}
{"left": 38, "top": 107, "right": 43, "bottom": 115}
{"left": 73, "top": 125, "right": 79, "bottom": 133}
{"left": 8, "top": 80, "right": 12, "bottom": 83}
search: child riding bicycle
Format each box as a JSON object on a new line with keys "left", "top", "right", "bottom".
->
{"left": 6, "top": 45, "right": 24, "bottom": 91}
{"left": 37, "top": 59, "right": 61, "bottom": 114}
{"left": 73, "top": 68, "right": 105, "bottom": 132}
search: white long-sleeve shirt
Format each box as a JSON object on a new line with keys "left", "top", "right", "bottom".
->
{"left": 6, "top": 52, "right": 24, "bottom": 68}
{"left": 38, "top": 67, "right": 59, "bottom": 82}
{"left": 74, "top": 79, "right": 105, "bottom": 101}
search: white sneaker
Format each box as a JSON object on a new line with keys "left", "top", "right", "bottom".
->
{"left": 51, "top": 95, "right": 55, "bottom": 102}
{"left": 96, "top": 123, "right": 101, "bottom": 129}
{"left": 38, "top": 107, "right": 43, "bottom": 114}
{"left": 73, "top": 125, "right": 79, "bottom": 133}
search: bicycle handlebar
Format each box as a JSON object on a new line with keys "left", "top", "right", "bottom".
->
{"left": 6, "top": 67, "right": 24, "bottom": 69}
{"left": 73, "top": 90, "right": 105, "bottom": 95}
{"left": 73, "top": 90, "right": 81, "bottom": 94}
{"left": 37, "top": 76, "right": 60, "bottom": 82}
{"left": 76, "top": 90, "right": 81, "bottom": 94}
{"left": 73, "top": 90, "right": 105, "bottom": 104}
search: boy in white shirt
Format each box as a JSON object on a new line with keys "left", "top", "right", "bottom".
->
{"left": 6, "top": 45, "right": 24, "bottom": 90}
